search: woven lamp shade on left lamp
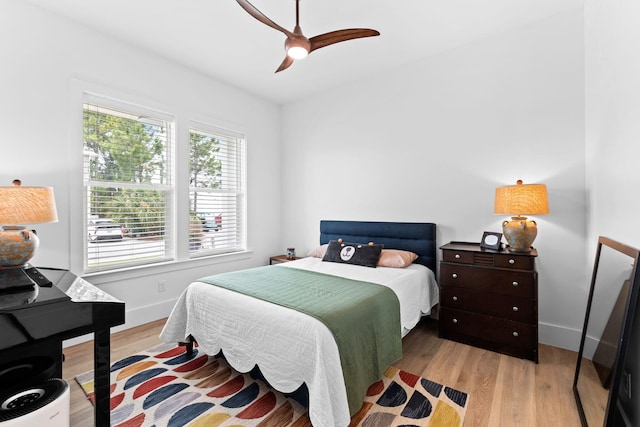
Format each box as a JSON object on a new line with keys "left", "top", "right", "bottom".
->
{"left": 0, "top": 180, "right": 58, "bottom": 268}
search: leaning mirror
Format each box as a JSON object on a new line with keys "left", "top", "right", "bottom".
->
{"left": 574, "top": 236, "right": 640, "bottom": 426}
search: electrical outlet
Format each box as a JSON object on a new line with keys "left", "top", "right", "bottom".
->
{"left": 623, "top": 369, "right": 632, "bottom": 399}
{"left": 157, "top": 280, "right": 167, "bottom": 293}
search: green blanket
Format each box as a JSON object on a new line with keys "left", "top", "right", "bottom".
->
{"left": 198, "top": 265, "right": 402, "bottom": 415}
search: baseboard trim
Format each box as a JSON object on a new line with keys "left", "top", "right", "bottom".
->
{"left": 539, "top": 321, "right": 582, "bottom": 352}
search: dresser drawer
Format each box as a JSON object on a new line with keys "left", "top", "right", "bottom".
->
{"left": 440, "top": 286, "right": 536, "bottom": 324}
{"left": 442, "top": 248, "right": 535, "bottom": 270}
{"left": 440, "top": 263, "right": 536, "bottom": 298}
{"left": 494, "top": 253, "right": 535, "bottom": 270}
{"left": 440, "top": 307, "right": 537, "bottom": 360}
{"left": 442, "top": 250, "right": 474, "bottom": 264}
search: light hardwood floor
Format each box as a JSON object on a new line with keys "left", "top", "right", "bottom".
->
{"left": 62, "top": 318, "right": 583, "bottom": 426}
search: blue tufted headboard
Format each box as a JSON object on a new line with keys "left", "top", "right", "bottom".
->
{"left": 319, "top": 220, "right": 437, "bottom": 274}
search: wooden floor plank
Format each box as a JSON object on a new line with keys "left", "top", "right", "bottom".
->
{"left": 62, "top": 317, "right": 584, "bottom": 426}
{"left": 452, "top": 346, "right": 501, "bottom": 427}
{"left": 535, "top": 344, "right": 584, "bottom": 426}
{"left": 488, "top": 356, "right": 537, "bottom": 426}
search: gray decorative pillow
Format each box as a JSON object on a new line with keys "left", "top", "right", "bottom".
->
{"left": 321, "top": 239, "right": 383, "bottom": 268}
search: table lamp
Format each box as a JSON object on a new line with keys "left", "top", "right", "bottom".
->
{"left": 494, "top": 180, "right": 549, "bottom": 252}
{"left": 0, "top": 180, "right": 58, "bottom": 268}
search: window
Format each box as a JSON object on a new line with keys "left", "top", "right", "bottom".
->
{"left": 188, "top": 125, "right": 246, "bottom": 257}
{"left": 82, "top": 94, "right": 246, "bottom": 273}
{"left": 83, "top": 98, "right": 174, "bottom": 272}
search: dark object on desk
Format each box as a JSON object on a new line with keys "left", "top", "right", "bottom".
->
{"left": 0, "top": 268, "right": 36, "bottom": 292}
{"left": 0, "top": 267, "right": 125, "bottom": 427}
{"left": 0, "top": 267, "right": 68, "bottom": 311}
{"left": 0, "top": 264, "right": 53, "bottom": 294}
{"left": 23, "top": 265, "right": 53, "bottom": 287}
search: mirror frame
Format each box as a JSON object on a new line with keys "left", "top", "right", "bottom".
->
{"left": 573, "top": 236, "right": 640, "bottom": 426}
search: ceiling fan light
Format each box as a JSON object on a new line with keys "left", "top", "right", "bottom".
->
{"left": 287, "top": 45, "right": 308, "bottom": 59}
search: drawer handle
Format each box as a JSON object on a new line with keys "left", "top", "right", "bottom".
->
{"left": 452, "top": 273, "right": 458, "bottom": 279}
{"left": 512, "top": 331, "right": 519, "bottom": 337}
{"left": 452, "top": 318, "right": 458, "bottom": 324}
{"left": 512, "top": 281, "right": 519, "bottom": 287}
{"left": 509, "top": 259, "right": 515, "bottom": 265}
{"left": 452, "top": 296, "right": 458, "bottom": 301}
{"left": 454, "top": 254, "right": 461, "bottom": 259}
{"left": 512, "top": 306, "right": 519, "bottom": 312}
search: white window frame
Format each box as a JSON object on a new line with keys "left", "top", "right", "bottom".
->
{"left": 188, "top": 121, "right": 247, "bottom": 259}
{"left": 70, "top": 82, "right": 249, "bottom": 278}
{"left": 81, "top": 94, "right": 176, "bottom": 273}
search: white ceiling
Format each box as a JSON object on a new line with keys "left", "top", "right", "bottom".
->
{"left": 24, "top": 0, "right": 582, "bottom": 105}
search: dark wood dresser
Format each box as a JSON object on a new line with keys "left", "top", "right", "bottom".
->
{"left": 439, "top": 242, "right": 538, "bottom": 362}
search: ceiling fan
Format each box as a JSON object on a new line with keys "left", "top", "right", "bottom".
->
{"left": 235, "top": 0, "right": 380, "bottom": 72}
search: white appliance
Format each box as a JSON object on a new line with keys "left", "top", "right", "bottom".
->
{"left": 0, "top": 379, "right": 69, "bottom": 427}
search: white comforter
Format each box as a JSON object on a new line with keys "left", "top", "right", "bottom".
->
{"left": 159, "top": 257, "right": 439, "bottom": 426}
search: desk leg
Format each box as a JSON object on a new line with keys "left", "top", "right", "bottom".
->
{"left": 94, "top": 329, "right": 111, "bottom": 427}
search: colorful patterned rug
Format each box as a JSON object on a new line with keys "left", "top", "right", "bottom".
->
{"left": 76, "top": 342, "right": 468, "bottom": 427}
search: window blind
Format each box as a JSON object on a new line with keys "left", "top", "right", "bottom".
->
{"left": 188, "top": 125, "right": 246, "bottom": 257}
{"left": 83, "top": 99, "right": 174, "bottom": 272}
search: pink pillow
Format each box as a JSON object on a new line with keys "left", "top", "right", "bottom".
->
{"left": 307, "top": 244, "right": 328, "bottom": 258}
{"left": 377, "top": 249, "right": 418, "bottom": 268}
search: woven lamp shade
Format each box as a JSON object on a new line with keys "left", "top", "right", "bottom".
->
{"left": 494, "top": 181, "right": 549, "bottom": 216}
{"left": 0, "top": 186, "right": 58, "bottom": 225}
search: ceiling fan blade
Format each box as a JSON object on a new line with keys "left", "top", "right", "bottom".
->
{"left": 275, "top": 56, "right": 295, "bottom": 73}
{"left": 236, "top": 0, "right": 293, "bottom": 37}
{"left": 309, "top": 28, "right": 380, "bottom": 52}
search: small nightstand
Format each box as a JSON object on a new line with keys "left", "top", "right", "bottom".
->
{"left": 269, "top": 254, "right": 302, "bottom": 265}
{"left": 439, "top": 242, "right": 539, "bottom": 362}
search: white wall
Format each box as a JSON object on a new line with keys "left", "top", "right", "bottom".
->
{"left": 281, "top": 10, "right": 586, "bottom": 350}
{"left": 585, "top": 1, "right": 640, "bottom": 247}
{"left": 0, "top": 1, "right": 282, "bottom": 334}
{"left": 585, "top": 0, "right": 640, "bottom": 420}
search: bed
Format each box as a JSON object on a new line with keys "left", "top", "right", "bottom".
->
{"left": 160, "top": 220, "right": 438, "bottom": 426}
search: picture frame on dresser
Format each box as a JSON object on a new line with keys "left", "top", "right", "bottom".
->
{"left": 480, "top": 232, "right": 503, "bottom": 251}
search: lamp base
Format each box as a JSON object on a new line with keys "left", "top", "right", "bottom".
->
{"left": 502, "top": 216, "right": 537, "bottom": 253}
{"left": 0, "top": 226, "right": 38, "bottom": 268}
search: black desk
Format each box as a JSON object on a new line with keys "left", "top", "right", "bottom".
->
{"left": 0, "top": 267, "right": 125, "bottom": 427}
